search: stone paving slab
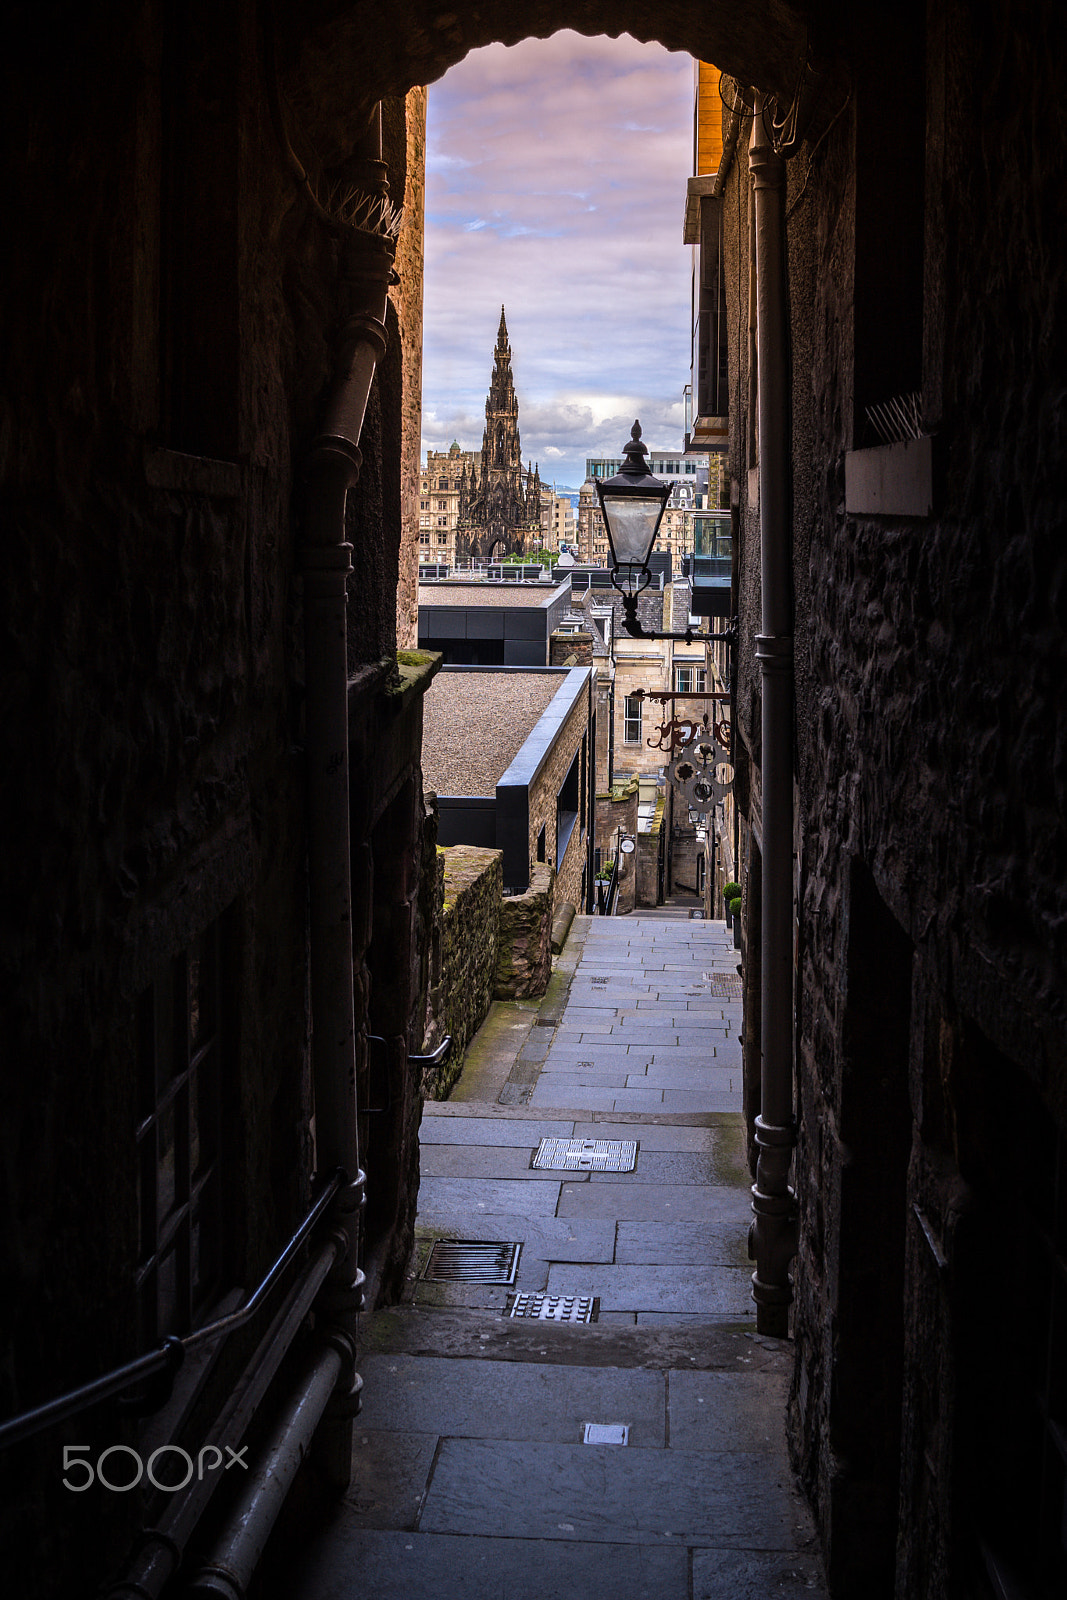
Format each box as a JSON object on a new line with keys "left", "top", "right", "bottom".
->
{"left": 418, "top": 1437, "right": 804, "bottom": 1548}
{"left": 418, "top": 1115, "right": 575, "bottom": 1147}
{"left": 343, "top": 1430, "right": 438, "bottom": 1530}
{"left": 668, "top": 1370, "right": 789, "bottom": 1452}
{"left": 571, "top": 1121, "right": 721, "bottom": 1150}
{"left": 547, "top": 1262, "right": 754, "bottom": 1318}
{"left": 615, "top": 1219, "right": 750, "bottom": 1266}
{"left": 527, "top": 1086, "right": 631, "bottom": 1111}
{"left": 538, "top": 1060, "right": 651, "bottom": 1081}
{"left": 691, "top": 1547, "right": 828, "bottom": 1599}
{"left": 557, "top": 1180, "right": 747, "bottom": 1222}
{"left": 591, "top": 1150, "right": 737, "bottom": 1186}
{"left": 660, "top": 1091, "right": 742, "bottom": 1113}
{"left": 418, "top": 1145, "right": 571, "bottom": 1181}
{"left": 356, "top": 1354, "right": 666, "bottom": 1446}
{"left": 413, "top": 1213, "right": 616, "bottom": 1263}
{"left": 628, "top": 1067, "right": 736, "bottom": 1090}
{"left": 416, "top": 1176, "right": 564, "bottom": 1220}
{"left": 284, "top": 1528, "right": 691, "bottom": 1600}
{"left": 656, "top": 1044, "right": 743, "bottom": 1066}
{"left": 542, "top": 1042, "right": 653, "bottom": 1062}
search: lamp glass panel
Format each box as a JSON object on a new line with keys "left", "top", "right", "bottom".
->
{"left": 601, "top": 493, "right": 668, "bottom": 567}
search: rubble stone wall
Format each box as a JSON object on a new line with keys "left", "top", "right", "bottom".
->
{"left": 496, "top": 863, "right": 554, "bottom": 999}
{"left": 429, "top": 845, "right": 503, "bottom": 1097}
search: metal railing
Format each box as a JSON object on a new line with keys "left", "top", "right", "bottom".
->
{"left": 0, "top": 1167, "right": 352, "bottom": 1450}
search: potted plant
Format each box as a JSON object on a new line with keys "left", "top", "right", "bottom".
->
{"left": 723, "top": 883, "right": 741, "bottom": 926}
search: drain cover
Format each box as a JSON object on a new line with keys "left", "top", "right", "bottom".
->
{"left": 703, "top": 972, "right": 743, "bottom": 998}
{"left": 508, "top": 1293, "right": 599, "bottom": 1323}
{"left": 583, "top": 1422, "right": 629, "bottom": 1445}
{"left": 423, "top": 1240, "right": 521, "bottom": 1284}
{"left": 532, "top": 1138, "right": 637, "bottom": 1172}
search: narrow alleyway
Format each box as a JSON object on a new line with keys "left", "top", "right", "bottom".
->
{"left": 273, "top": 915, "right": 827, "bottom": 1599}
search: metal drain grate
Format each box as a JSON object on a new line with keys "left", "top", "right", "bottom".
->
{"left": 422, "top": 1240, "right": 521, "bottom": 1284}
{"left": 508, "top": 1293, "right": 599, "bottom": 1323}
{"left": 703, "top": 972, "right": 743, "bottom": 998}
{"left": 532, "top": 1138, "right": 638, "bottom": 1173}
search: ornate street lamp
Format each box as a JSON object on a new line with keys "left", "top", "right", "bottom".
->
{"left": 595, "top": 421, "right": 672, "bottom": 625}
{"left": 597, "top": 419, "right": 735, "bottom": 648}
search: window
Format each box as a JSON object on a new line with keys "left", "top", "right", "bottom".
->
{"left": 624, "top": 694, "right": 642, "bottom": 744}
{"left": 438, "top": 477, "right": 447, "bottom": 489}
{"left": 419, "top": 532, "right": 430, "bottom": 545}
{"left": 437, "top": 499, "right": 447, "bottom": 510}
{"left": 536, "top": 825, "right": 546, "bottom": 864}
{"left": 556, "top": 748, "right": 581, "bottom": 870}
{"left": 675, "top": 666, "right": 707, "bottom": 695}
{"left": 135, "top": 914, "right": 230, "bottom": 1345}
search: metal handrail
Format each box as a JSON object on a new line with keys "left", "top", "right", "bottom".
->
{"left": 0, "top": 1167, "right": 352, "bottom": 1450}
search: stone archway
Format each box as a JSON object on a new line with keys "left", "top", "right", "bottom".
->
{"left": 273, "top": 1, "right": 825, "bottom": 179}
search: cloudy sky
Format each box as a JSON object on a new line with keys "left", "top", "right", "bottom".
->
{"left": 421, "top": 32, "right": 695, "bottom": 492}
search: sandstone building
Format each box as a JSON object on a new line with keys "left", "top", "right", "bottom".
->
{"left": 418, "top": 440, "right": 479, "bottom": 564}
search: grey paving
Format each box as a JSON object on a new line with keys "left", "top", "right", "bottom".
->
{"left": 418, "top": 1145, "right": 570, "bottom": 1180}
{"left": 546, "top": 1262, "right": 755, "bottom": 1317}
{"left": 284, "top": 1530, "right": 690, "bottom": 1600}
{"left": 416, "top": 1176, "right": 564, "bottom": 1219}
{"left": 418, "top": 1437, "right": 804, "bottom": 1547}
{"left": 419, "top": 1114, "right": 575, "bottom": 1147}
{"left": 557, "top": 1179, "right": 749, "bottom": 1222}
{"left": 271, "top": 914, "right": 827, "bottom": 1600}
{"left": 356, "top": 1354, "right": 667, "bottom": 1446}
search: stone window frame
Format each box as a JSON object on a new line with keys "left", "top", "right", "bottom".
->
{"left": 624, "top": 694, "right": 643, "bottom": 744}
{"left": 675, "top": 665, "right": 707, "bottom": 695}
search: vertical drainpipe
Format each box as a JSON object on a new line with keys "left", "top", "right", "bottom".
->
{"left": 747, "top": 97, "right": 800, "bottom": 1337}
{"left": 301, "top": 103, "right": 396, "bottom": 1482}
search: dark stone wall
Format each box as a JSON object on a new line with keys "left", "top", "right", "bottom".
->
{"left": 0, "top": 6, "right": 430, "bottom": 1592}
{"left": 724, "top": 3, "right": 1067, "bottom": 1594}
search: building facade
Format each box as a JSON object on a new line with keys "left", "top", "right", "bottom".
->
{"left": 418, "top": 441, "right": 480, "bottom": 565}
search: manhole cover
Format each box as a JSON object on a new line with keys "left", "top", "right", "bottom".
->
{"left": 508, "top": 1293, "right": 599, "bottom": 1323}
{"left": 583, "top": 1422, "right": 629, "bottom": 1445}
{"left": 703, "top": 972, "right": 743, "bottom": 998}
{"left": 688, "top": 909, "right": 705, "bottom": 919}
{"left": 423, "top": 1241, "right": 521, "bottom": 1284}
{"left": 532, "top": 1138, "right": 637, "bottom": 1172}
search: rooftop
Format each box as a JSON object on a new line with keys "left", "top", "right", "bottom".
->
{"left": 422, "top": 669, "right": 568, "bottom": 796}
{"left": 418, "top": 580, "right": 569, "bottom": 609}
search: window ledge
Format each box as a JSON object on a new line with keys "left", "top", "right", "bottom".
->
{"left": 845, "top": 435, "right": 934, "bottom": 517}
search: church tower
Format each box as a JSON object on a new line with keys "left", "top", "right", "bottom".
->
{"left": 457, "top": 307, "right": 543, "bottom": 561}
